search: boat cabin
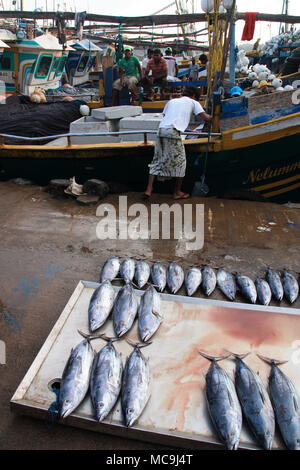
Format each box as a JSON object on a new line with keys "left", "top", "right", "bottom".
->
{"left": 66, "top": 39, "right": 103, "bottom": 86}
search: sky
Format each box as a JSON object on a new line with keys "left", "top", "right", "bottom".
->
{"left": 3, "top": 0, "right": 300, "bottom": 43}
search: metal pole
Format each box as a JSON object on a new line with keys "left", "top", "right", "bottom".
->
{"left": 229, "top": 20, "right": 236, "bottom": 85}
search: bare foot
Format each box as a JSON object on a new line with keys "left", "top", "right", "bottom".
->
{"left": 173, "top": 192, "right": 190, "bottom": 200}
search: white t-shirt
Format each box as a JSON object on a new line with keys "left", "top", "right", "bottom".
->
{"left": 142, "top": 57, "right": 149, "bottom": 69}
{"left": 164, "top": 56, "right": 177, "bottom": 77}
{"left": 159, "top": 96, "right": 204, "bottom": 133}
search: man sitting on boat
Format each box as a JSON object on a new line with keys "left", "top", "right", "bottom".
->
{"left": 111, "top": 46, "right": 142, "bottom": 106}
{"left": 142, "top": 49, "right": 169, "bottom": 100}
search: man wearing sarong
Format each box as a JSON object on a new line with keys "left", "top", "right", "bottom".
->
{"left": 143, "top": 87, "right": 212, "bottom": 200}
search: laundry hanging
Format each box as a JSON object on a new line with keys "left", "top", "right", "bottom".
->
{"left": 241, "top": 12, "right": 258, "bottom": 41}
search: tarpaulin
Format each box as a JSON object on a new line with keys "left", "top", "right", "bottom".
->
{"left": 241, "top": 12, "right": 257, "bottom": 41}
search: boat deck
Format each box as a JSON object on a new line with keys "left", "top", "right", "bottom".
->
{"left": 1, "top": 181, "right": 300, "bottom": 450}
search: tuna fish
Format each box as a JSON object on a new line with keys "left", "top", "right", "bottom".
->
{"left": 281, "top": 270, "right": 299, "bottom": 304}
{"left": 151, "top": 262, "right": 167, "bottom": 292}
{"left": 229, "top": 351, "right": 275, "bottom": 450}
{"left": 201, "top": 265, "right": 216, "bottom": 296}
{"left": 236, "top": 273, "right": 257, "bottom": 304}
{"left": 120, "top": 258, "right": 136, "bottom": 284}
{"left": 100, "top": 257, "right": 120, "bottom": 283}
{"left": 134, "top": 260, "right": 151, "bottom": 289}
{"left": 258, "top": 355, "right": 300, "bottom": 450}
{"left": 266, "top": 267, "right": 283, "bottom": 302}
{"left": 185, "top": 267, "right": 202, "bottom": 296}
{"left": 217, "top": 268, "right": 237, "bottom": 301}
{"left": 166, "top": 262, "right": 184, "bottom": 294}
{"left": 88, "top": 280, "right": 115, "bottom": 332}
{"left": 138, "top": 285, "right": 162, "bottom": 342}
{"left": 90, "top": 335, "right": 123, "bottom": 422}
{"left": 199, "top": 351, "right": 242, "bottom": 450}
{"left": 112, "top": 284, "right": 138, "bottom": 337}
{"left": 58, "top": 337, "right": 95, "bottom": 419}
{"left": 255, "top": 278, "right": 272, "bottom": 306}
{"left": 121, "top": 341, "right": 151, "bottom": 427}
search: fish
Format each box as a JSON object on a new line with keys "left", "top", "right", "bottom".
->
{"left": 151, "top": 262, "right": 167, "bottom": 292}
{"left": 185, "top": 267, "right": 202, "bottom": 296}
{"left": 281, "top": 270, "right": 299, "bottom": 304}
{"left": 255, "top": 278, "right": 272, "bottom": 306}
{"left": 199, "top": 351, "right": 242, "bottom": 450}
{"left": 258, "top": 354, "right": 300, "bottom": 450}
{"left": 120, "top": 258, "right": 136, "bottom": 284}
{"left": 217, "top": 268, "right": 237, "bottom": 301}
{"left": 201, "top": 265, "right": 216, "bottom": 296}
{"left": 266, "top": 267, "right": 283, "bottom": 301}
{"left": 229, "top": 351, "right": 275, "bottom": 450}
{"left": 100, "top": 257, "right": 120, "bottom": 283}
{"left": 88, "top": 280, "right": 115, "bottom": 332}
{"left": 58, "top": 336, "right": 95, "bottom": 419}
{"left": 112, "top": 284, "right": 138, "bottom": 337}
{"left": 121, "top": 340, "right": 151, "bottom": 427}
{"left": 166, "top": 262, "right": 184, "bottom": 294}
{"left": 138, "top": 285, "right": 162, "bottom": 342}
{"left": 236, "top": 273, "right": 257, "bottom": 304}
{"left": 90, "top": 335, "right": 123, "bottom": 422}
{"left": 134, "top": 260, "right": 151, "bottom": 289}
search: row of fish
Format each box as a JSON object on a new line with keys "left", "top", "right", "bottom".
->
{"left": 100, "top": 257, "right": 300, "bottom": 305}
{"left": 201, "top": 351, "right": 300, "bottom": 450}
{"left": 89, "top": 281, "right": 163, "bottom": 342}
{"left": 58, "top": 332, "right": 151, "bottom": 427}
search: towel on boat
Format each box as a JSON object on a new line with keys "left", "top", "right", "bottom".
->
{"left": 241, "top": 12, "right": 257, "bottom": 41}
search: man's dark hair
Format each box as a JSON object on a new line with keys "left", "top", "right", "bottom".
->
{"left": 183, "top": 86, "right": 200, "bottom": 100}
{"left": 147, "top": 48, "right": 154, "bottom": 54}
{"left": 153, "top": 49, "right": 162, "bottom": 55}
{"left": 199, "top": 53, "right": 208, "bottom": 64}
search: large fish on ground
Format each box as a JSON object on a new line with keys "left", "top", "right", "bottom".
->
{"left": 58, "top": 336, "right": 95, "bottom": 419}
{"left": 138, "top": 285, "right": 162, "bottom": 342}
{"left": 134, "top": 260, "right": 151, "bottom": 289}
{"left": 151, "top": 262, "right": 167, "bottom": 292}
{"left": 100, "top": 257, "right": 120, "bottom": 283}
{"left": 199, "top": 351, "right": 242, "bottom": 450}
{"left": 90, "top": 335, "right": 123, "bottom": 422}
{"left": 112, "top": 284, "right": 138, "bottom": 337}
{"left": 88, "top": 280, "right": 115, "bottom": 332}
{"left": 281, "top": 270, "right": 299, "bottom": 304}
{"left": 255, "top": 278, "right": 272, "bottom": 306}
{"left": 217, "top": 268, "right": 237, "bottom": 301}
{"left": 229, "top": 351, "right": 275, "bottom": 450}
{"left": 120, "top": 258, "right": 136, "bottom": 284}
{"left": 236, "top": 273, "right": 257, "bottom": 304}
{"left": 121, "top": 340, "right": 151, "bottom": 427}
{"left": 266, "top": 267, "right": 283, "bottom": 301}
{"left": 166, "top": 262, "right": 184, "bottom": 294}
{"left": 258, "top": 354, "right": 300, "bottom": 450}
{"left": 201, "top": 265, "right": 216, "bottom": 296}
{"left": 185, "top": 267, "right": 202, "bottom": 296}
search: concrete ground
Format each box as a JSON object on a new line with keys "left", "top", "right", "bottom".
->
{"left": 0, "top": 181, "right": 300, "bottom": 450}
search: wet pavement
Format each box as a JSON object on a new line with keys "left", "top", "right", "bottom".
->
{"left": 0, "top": 181, "right": 300, "bottom": 450}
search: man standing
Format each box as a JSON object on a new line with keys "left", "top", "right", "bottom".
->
{"left": 163, "top": 47, "right": 178, "bottom": 78}
{"left": 144, "top": 49, "right": 168, "bottom": 99}
{"left": 188, "top": 57, "right": 200, "bottom": 81}
{"left": 143, "top": 87, "right": 212, "bottom": 200}
{"left": 112, "top": 46, "right": 142, "bottom": 106}
{"left": 142, "top": 48, "right": 154, "bottom": 75}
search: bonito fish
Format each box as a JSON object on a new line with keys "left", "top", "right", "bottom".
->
{"left": 88, "top": 280, "right": 115, "bottom": 332}
{"left": 255, "top": 278, "right": 272, "bottom": 306}
{"left": 258, "top": 354, "right": 300, "bottom": 450}
{"left": 151, "top": 262, "right": 167, "bottom": 292}
{"left": 201, "top": 265, "right": 216, "bottom": 296}
{"left": 236, "top": 273, "right": 257, "bottom": 304}
{"left": 138, "top": 285, "right": 162, "bottom": 342}
{"left": 121, "top": 341, "right": 151, "bottom": 427}
{"left": 134, "top": 260, "right": 151, "bottom": 289}
{"left": 100, "top": 257, "right": 120, "bottom": 283}
{"left": 266, "top": 267, "right": 283, "bottom": 301}
{"left": 120, "top": 258, "right": 136, "bottom": 284}
{"left": 229, "top": 351, "right": 275, "bottom": 450}
{"left": 185, "top": 267, "right": 202, "bottom": 296}
{"left": 217, "top": 268, "right": 237, "bottom": 301}
{"left": 281, "top": 270, "right": 299, "bottom": 304}
{"left": 166, "top": 262, "right": 184, "bottom": 294}
{"left": 58, "top": 336, "right": 95, "bottom": 419}
{"left": 199, "top": 351, "right": 242, "bottom": 450}
{"left": 90, "top": 335, "right": 123, "bottom": 422}
{"left": 112, "top": 284, "right": 138, "bottom": 337}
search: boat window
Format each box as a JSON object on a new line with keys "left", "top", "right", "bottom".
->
{"left": 35, "top": 55, "right": 53, "bottom": 78}
{"left": 77, "top": 54, "right": 89, "bottom": 72}
{"left": 56, "top": 56, "right": 67, "bottom": 76}
{"left": 0, "top": 54, "right": 11, "bottom": 70}
{"left": 51, "top": 57, "right": 60, "bottom": 73}
{"left": 88, "top": 55, "right": 96, "bottom": 71}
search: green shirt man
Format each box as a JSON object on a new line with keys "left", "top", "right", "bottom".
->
{"left": 112, "top": 46, "right": 142, "bottom": 105}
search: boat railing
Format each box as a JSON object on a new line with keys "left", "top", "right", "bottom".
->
{"left": 0, "top": 129, "right": 222, "bottom": 147}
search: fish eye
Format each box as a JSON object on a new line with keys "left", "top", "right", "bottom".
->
{"left": 99, "top": 403, "right": 104, "bottom": 408}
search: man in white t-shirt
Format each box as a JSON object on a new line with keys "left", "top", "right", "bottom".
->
{"left": 163, "top": 47, "right": 178, "bottom": 78}
{"left": 143, "top": 86, "right": 212, "bottom": 200}
{"left": 142, "top": 48, "right": 154, "bottom": 74}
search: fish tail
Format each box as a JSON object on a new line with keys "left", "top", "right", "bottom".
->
{"left": 77, "top": 329, "right": 106, "bottom": 341}
{"left": 99, "top": 334, "right": 122, "bottom": 343}
{"left": 257, "top": 353, "right": 288, "bottom": 366}
{"left": 126, "top": 338, "right": 152, "bottom": 349}
{"left": 198, "top": 350, "right": 230, "bottom": 362}
{"left": 224, "top": 349, "right": 251, "bottom": 360}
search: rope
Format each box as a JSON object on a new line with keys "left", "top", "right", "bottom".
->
{"left": 45, "top": 385, "right": 60, "bottom": 428}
